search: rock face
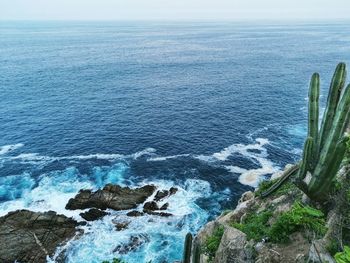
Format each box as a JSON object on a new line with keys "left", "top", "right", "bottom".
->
{"left": 214, "top": 227, "right": 250, "bottom": 263}
{"left": 66, "top": 184, "right": 156, "bottom": 211}
{"left": 0, "top": 210, "right": 79, "bottom": 263}
{"left": 193, "top": 187, "right": 322, "bottom": 263}
{"left": 80, "top": 208, "right": 108, "bottom": 221}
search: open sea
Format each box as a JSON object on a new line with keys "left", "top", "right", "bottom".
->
{"left": 0, "top": 21, "right": 350, "bottom": 262}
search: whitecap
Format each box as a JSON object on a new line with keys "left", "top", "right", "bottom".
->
{"left": 0, "top": 143, "right": 24, "bottom": 155}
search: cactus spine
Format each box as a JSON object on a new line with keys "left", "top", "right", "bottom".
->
{"left": 183, "top": 233, "right": 193, "bottom": 263}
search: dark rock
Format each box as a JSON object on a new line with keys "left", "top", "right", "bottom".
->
{"left": 169, "top": 187, "right": 178, "bottom": 196}
{"left": 126, "top": 210, "right": 144, "bottom": 217}
{"left": 154, "top": 190, "right": 169, "bottom": 201}
{"left": 143, "top": 210, "right": 173, "bottom": 217}
{"left": 113, "top": 234, "right": 149, "bottom": 254}
{"left": 66, "top": 184, "right": 156, "bottom": 211}
{"left": 114, "top": 221, "right": 130, "bottom": 231}
{"left": 80, "top": 208, "right": 108, "bottom": 221}
{"left": 0, "top": 210, "right": 80, "bottom": 263}
{"left": 143, "top": 201, "right": 159, "bottom": 211}
{"left": 159, "top": 203, "right": 169, "bottom": 210}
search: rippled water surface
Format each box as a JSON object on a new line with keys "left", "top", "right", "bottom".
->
{"left": 1, "top": 21, "right": 350, "bottom": 262}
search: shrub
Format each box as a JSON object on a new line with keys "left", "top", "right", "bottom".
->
{"left": 231, "top": 201, "right": 327, "bottom": 243}
{"left": 203, "top": 226, "right": 225, "bottom": 262}
{"left": 232, "top": 210, "right": 272, "bottom": 241}
{"left": 335, "top": 246, "right": 350, "bottom": 263}
{"left": 269, "top": 202, "right": 326, "bottom": 242}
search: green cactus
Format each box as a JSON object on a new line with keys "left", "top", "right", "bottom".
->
{"left": 183, "top": 233, "right": 193, "bottom": 263}
{"left": 192, "top": 242, "right": 201, "bottom": 263}
{"left": 262, "top": 63, "right": 350, "bottom": 202}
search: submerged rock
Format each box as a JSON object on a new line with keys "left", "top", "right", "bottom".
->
{"left": 127, "top": 210, "right": 144, "bottom": 217}
{"left": 113, "top": 234, "right": 150, "bottom": 254}
{"left": 0, "top": 210, "right": 80, "bottom": 263}
{"left": 80, "top": 208, "right": 108, "bottom": 221}
{"left": 66, "top": 184, "right": 156, "bottom": 211}
{"left": 114, "top": 221, "right": 130, "bottom": 231}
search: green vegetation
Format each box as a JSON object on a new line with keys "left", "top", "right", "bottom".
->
{"left": 183, "top": 232, "right": 193, "bottom": 263}
{"left": 232, "top": 202, "right": 326, "bottom": 243}
{"left": 256, "top": 178, "right": 298, "bottom": 198}
{"left": 232, "top": 210, "right": 272, "bottom": 241}
{"left": 335, "top": 246, "right": 350, "bottom": 263}
{"left": 269, "top": 202, "right": 326, "bottom": 242}
{"left": 203, "top": 226, "right": 224, "bottom": 262}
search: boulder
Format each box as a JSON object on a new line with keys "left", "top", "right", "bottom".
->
{"left": 80, "top": 208, "right": 108, "bottom": 221}
{"left": 0, "top": 210, "right": 80, "bottom": 263}
{"left": 143, "top": 201, "right": 159, "bottom": 211}
{"left": 113, "top": 221, "right": 130, "bottom": 231}
{"left": 66, "top": 184, "right": 156, "bottom": 211}
{"left": 127, "top": 211, "right": 144, "bottom": 217}
{"left": 113, "top": 234, "right": 149, "bottom": 254}
{"left": 154, "top": 190, "right": 169, "bottom": 201}
{"left": 214, "top": 226, "right": 252, "bottom": 263}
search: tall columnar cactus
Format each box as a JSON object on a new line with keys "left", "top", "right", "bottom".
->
{"left": 295, "top": 63, "right": 350, "bottom": 201}
{"left": 183, "top": 233, "right": 193, "bottom": 263}
{"left": 261, "top": 63, "right": 350, "bottom": 201}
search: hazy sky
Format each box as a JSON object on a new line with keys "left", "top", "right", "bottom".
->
{"left": 1, "top": 0, "right": 350, "bottom": 21}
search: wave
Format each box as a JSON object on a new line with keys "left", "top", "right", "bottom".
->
{"left": 0, "top": 146, "right": 157, "bottom": 164}
{"left": 0, "top": 143, "right": 24, "bottom": 155}
{"left": 217, "top": 138, "right": 279, "bottom": 187}
{"left": 0, "top": 162, "right": 226, "bottom": 263}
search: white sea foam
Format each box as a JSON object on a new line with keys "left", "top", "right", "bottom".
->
{"left": 3, "top": 147, "right": 157, "bottom": 164}
{"left": 60, "top": 178, "right": 222, "bottom": 263}
{"left": 0, "top": 160, "right": 226, "bottom": 263}
{"left": 147, "top": 154, "right": 190, "bottom": 162}
{"left": 0, "top": 143, "right": 24, "bottom": 155}
{"left": 213, "top": 138, "right": 279, "bottom": 187}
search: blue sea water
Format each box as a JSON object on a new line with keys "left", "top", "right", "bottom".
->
{"left": 0, "top": 21, "right": 350, "bottom": 262}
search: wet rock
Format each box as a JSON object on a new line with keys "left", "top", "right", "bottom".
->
{"left": 114, "top": 221, "right": 130, "bottom": 231}
{"left": 0, "top": 210, "right": 80, "bottom": 263}
{"left": 143, "top": 201, "right": 159, "bottom": 211}
{"left": 127, "top": 210, "right": 144, "bottom": 217}
{"left": 113, "top": 234, "right": 149, "bottom": 254}
{"left": 66, "top": 184, "right": 156, "bottom": 211}
{"left": 143, "top": 210, "right": 173, "bottom": 217}
{"left": 169, "top": 187, "right": 178, "bottom": 196}
{"left": 80, "top": 208, "right": 108, "bottom": 221}
{"left": 154, "top": 190, "right": 169, "bottom": 201}
{"left": 160, "top": 202, "right": 169, "bottom": 210}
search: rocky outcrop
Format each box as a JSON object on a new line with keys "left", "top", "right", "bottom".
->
{"left": 193, "top": 182, "right": 332, "bottom": 263}
{"left": 113, "top": 234, "right": 150, "bottom": 254}
{"left": 66, "top": 184, "right": 156, "bottom": 211}
{"left": 0, "top": 210, "right": 80, "bottom": 263}
{"left": 80, "top": 208, "right": 108, "bottom": 221}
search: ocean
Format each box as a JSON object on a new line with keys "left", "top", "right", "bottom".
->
{"left": 0, "top": 21, "right": 350, "bottom": 262}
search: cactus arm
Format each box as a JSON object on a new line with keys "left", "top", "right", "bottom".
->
{"left": 260, "top": 164, "right": 299, "bottom": 198}
{"left": 319, "top": 63, "right": 347, "bottom": 151}
{"left": 192, "top": 242, "right": 201, "bottom": 263}
{"left": 183, "top": 233, "right": 193, "bottom": 263}
{"left": 316, "top": 84, "right": 350, "bottom": 174}
{"left": 297, "top": 137, "right": 314, "bottom": 182}
{"left": 307, "top": 135, "right": 349, "bottom": 201}
{"left": 308, "top": 73, "right": 320, "bottom": 146}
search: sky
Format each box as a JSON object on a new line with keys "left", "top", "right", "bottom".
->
{"left": 1, "top": 0, "right": 350, "bottom": 21}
